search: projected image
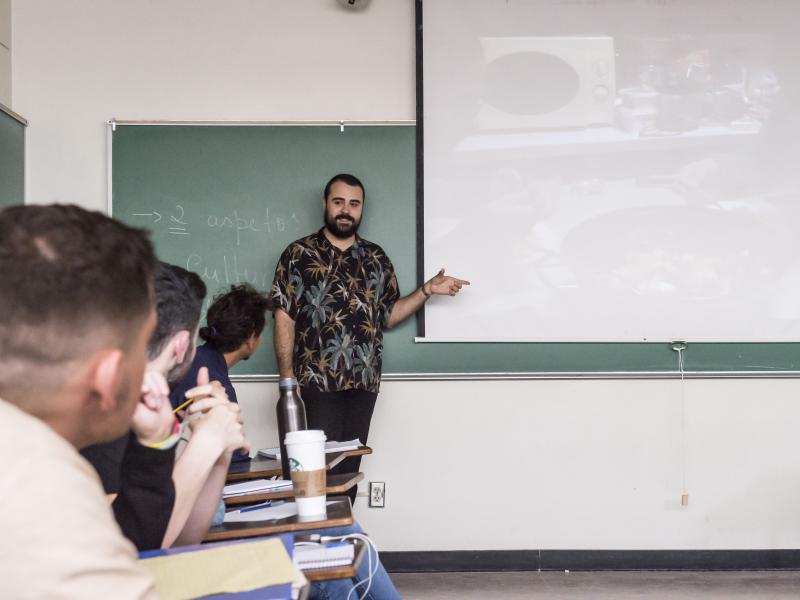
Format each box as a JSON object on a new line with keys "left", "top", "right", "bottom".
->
{"left": 423, "top": 0, "right": 800, "bottom": 341}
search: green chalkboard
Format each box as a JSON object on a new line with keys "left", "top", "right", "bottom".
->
{"left": 112, "top": 124, "right": 800, "bottom": 375}
{"left": 0, "top": 106, "right": 25, "bottom": 208}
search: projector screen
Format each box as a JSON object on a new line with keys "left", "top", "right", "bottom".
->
{"left": 422, "top": 0, "right": 800, "bottom": 342}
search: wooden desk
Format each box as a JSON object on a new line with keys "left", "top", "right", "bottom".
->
{"left": 225, "top": 472, "right": 364, "bottom": 507}
{"left": 226, "top": 446, "right": 373, "bottom": 483}
{"left": 300, "top": 539, "right": 367, "bottom": 583}
{"left": 204, "top": 499, "right": 353, "bottom": 542}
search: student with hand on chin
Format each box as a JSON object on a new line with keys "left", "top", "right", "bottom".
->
{"left": 169, "top": 282, "right": 270, "bottom": 466}
{"left": 82, "top": 262, "right": 250, "bottom": 549}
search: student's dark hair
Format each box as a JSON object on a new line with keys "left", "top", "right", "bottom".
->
{"left": 0, "top": 204, "right": 156, "bottom": 393}
{"left": 147, "top": 262, "right": 207, "bottom": 359}
{"left": 323, "top": 173, "right": 366, "bottom": 203}
{"left": 200, "top": 284, "right": 274, "bottom": 353}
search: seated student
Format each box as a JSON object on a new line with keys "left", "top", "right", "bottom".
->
{"left": 170, "top": 284, "right": 269, "bottom": 408}
{"left": 0, "top": 204, "right": 157, "bottom": 597}
{"left": 82, "top": 263, "right": 249, "bottom": 549}
{"left": 172, "top": 284, "right": 402, "bottom": 600}
{"left": 169, "top": 282, "right": 269, "bottom": 465}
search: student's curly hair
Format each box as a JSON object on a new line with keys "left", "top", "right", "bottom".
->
{"left": 200, "top": 284, "right": 274, "bottom": 353}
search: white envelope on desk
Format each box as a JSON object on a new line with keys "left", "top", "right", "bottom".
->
{"left": 224, "top": 501, "right": 341, "bottom": 523}
{"left": 222, "top": 478, "right": 293, "bottom": 498}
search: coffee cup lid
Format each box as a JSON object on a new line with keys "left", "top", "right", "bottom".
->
{"left": 285, "top": 429, "right": 326, "bottom": 444}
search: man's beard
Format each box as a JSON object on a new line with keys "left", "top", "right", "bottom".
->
{"left": 325, "top": 212, "right": 360, "bottom": 239}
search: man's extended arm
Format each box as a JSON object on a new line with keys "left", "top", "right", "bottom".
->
{"left": 162, "top": 402, "right": 247, "bottom": 547}
{"left": 162, "top": 369, "right": 248, "bottom": 547}
{"left": 274, "top": 308, "right": 296, "bottom": 378}
{"left": 162, "top": 424, "right": 225, "bottom": 547}
{"left": 387, "top": 269, "right": 470, "bottom": 329}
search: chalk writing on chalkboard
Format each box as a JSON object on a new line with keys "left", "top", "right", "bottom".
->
{"left": 186, "top": 253, "right": 272, "bottom": 290}
{"left": 128, "top": 202, "right": 305, "bottom": 295}
{"left": 130, "top": 204, "right": 303, "bottom": 246}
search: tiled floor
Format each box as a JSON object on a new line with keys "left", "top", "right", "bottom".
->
{"left": 391, "top": 571, "right": 800, "bottom": 599}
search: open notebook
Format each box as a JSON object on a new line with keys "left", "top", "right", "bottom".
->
{"left": 257, "top": 439, "right": 362, "bottom": 460}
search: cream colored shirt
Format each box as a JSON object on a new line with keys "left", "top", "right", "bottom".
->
{"left": 0, "top": 398, "right": 157, "bottom": 599}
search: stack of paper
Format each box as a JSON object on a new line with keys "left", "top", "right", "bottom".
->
{"left": 257, "top": 439, "right": 362, "bottom": 460}
{"left": 222, "top": 478, "right": 293, "bottom": 498}
{"left": 294, "top": 542, "right": 355, "bottom": 570}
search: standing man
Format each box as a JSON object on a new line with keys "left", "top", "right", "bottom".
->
{"left": 271, "top": 173, "right": 468, "bottom": 503}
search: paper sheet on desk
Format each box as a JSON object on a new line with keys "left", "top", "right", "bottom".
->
{"left": 258, "top": 438, "right": 362, "bottom": 459}
{"left": 223, "top": 478, "right": 293, "bottom": 498}
{"left": 225, "top": 501, "right": 341, "bottom": 523}
{"left": 140, "top": 537, "right": 296, "bottom": 599}
{"left": 225, "top": 502, "right": 299, "bottom": 522}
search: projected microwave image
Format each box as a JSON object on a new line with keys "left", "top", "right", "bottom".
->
{"left": 423, "top": 0, "right": 800, "bottom": 341}
{"left": 477, "top": 36, "right": 616, "bottom": 130}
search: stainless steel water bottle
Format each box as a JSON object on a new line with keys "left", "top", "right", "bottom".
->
{"left": 276, "top": 377, "right": 307, "bottom": 479}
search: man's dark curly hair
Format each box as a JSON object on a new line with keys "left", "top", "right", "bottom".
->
{"left": 200, "top": 284, "right": 274, "bottom": 353}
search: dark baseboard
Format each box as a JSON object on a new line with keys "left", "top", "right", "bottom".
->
{"left": 381, "top": 550, "right": 800, "bottom": 572}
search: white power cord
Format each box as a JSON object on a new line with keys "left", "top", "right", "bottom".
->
{"left": 297, "top": 532, "right": 379, "bottom": 600}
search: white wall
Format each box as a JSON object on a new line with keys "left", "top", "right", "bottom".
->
{"left": 0, "top": 0, "right": 10, "bottom": 106}
{"left": 236, "top": 378, "right": 800, "bottom": 551}
{"left": 12, "top": 0, "right": 413, "bottom": 210}
{"left": 13, "top": 0, "right": 800, "bottom": 553}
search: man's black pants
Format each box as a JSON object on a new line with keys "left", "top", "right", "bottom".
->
{"left": 301, "top": 388, "right": 378, "bottom": 506}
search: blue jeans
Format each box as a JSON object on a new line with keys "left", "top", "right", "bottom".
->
{"left": 307, "top": 523, "right": 402, "bottom": 600}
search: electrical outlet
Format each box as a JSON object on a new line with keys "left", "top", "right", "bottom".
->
{"left": 369, "top": 481, "right": 385, "bottom": 508}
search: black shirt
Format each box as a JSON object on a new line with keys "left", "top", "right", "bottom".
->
{"left": 80, "top": 432, "right": 176, "bottom": 551}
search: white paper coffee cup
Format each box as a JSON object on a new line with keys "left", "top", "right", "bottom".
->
{"left": 284, "top": 429, "right": 327, "bottom": 517}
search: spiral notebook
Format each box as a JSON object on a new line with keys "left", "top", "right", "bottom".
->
{"left": 293, "top": 541, "right": 355, "bottom": 570}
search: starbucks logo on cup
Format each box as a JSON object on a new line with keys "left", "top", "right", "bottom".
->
{"left": 290, "top": 457, "right": 303, "bottom": 472}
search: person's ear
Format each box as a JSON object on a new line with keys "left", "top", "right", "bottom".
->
{"left": 85, "top": 348, "right": 124, "bottom": 412}
{"left": 240, "top": 336, "right": 252, "bottom": 357}
{"left": 249, "top": 334, "right": 263, "bottom": 353}
{"left": 172, "top": 330, "right": 191, "bottom": 365}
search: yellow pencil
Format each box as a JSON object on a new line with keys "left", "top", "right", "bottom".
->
{"left": 173, "top": 397, "right": 196, "bottom": 413}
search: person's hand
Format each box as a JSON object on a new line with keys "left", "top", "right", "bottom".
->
{"left": 192, "top": 403, "right": 250, "bottom": 456}
{"left": 424, "top": 268, "right": 470, "bottom": 297}
{"left": 133, "top": 369, "right": 178, "bottom": 446}
{"left": 178, "top": 367, "right": 231, "bottom": 428}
